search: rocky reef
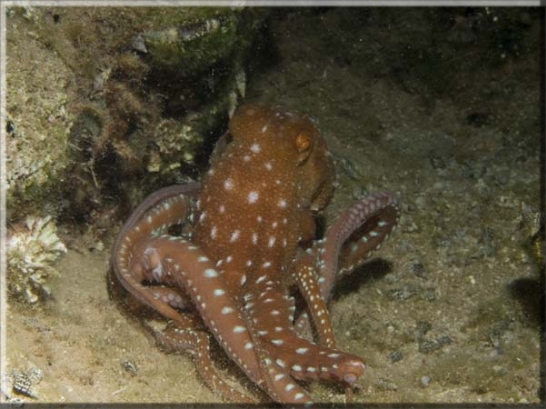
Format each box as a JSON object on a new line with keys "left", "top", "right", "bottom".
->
{"left": 6, "top": 6, "right": 269, "bottom": 227}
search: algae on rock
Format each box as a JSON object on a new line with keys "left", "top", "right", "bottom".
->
{"left": 5, "top": 6, "right": 269, "bottom": 222}
{"left": 6, "top": 8, "right": 77, "bottom": 220}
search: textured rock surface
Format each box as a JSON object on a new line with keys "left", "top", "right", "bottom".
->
{"left": 6, "top": 6, "right": 268, "bottom": 223}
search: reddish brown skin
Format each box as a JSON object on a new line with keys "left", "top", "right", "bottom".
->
{"left": 194, "top": 103, "right": 335, "bottom": 295}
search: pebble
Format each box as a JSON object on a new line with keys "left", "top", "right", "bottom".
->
{"left": 388, "top": 351, "right": 403, "bottom": 363}
{"left": 121, "top": 359, "right": 139, "bottom": 374}
{"left": 421, "top": 375, "right": 431, "bottom": 387}
{"left": 377, "top": 378, "right": 398, "bottom": 391}
{"left": 408, "top": 259, "right": 428, "bottom": 279}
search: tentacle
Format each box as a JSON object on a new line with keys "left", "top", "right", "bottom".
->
{"left": 111, "top": 184, "right": 198, "bottom": 322}
{"left": 244, "top": 279, "right": 364, "bottom": 388}
{"left": 150, "top": 320, "right": 257, "bottom": 403}
{"left": 238, "top": 303, "right": 315, "bottom": 404}
{"left": 318, "top": 192, "right": 400, "bottom": 302}
{"left": 113, "top": 183, "right": 200, "bottom": 248}
{"left": 336, "top": 193, "right": 401, "bottom": 276}
{"left": 293, "top": 250, "right": 336, "bottom": 348}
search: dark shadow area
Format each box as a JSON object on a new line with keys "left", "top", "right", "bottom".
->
{"left": 332, "top": 258, "right": 393, "bottom": 302}
{"left": 507, "top": 277, "right": 544, "bottom": 327}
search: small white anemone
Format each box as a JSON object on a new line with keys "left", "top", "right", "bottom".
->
{"left": 6, "top": 216, "right": 67, "bottom": 304}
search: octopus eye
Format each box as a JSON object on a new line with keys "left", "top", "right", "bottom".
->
{"left": 295, "top": 132, "right": 311, "bottom": 153}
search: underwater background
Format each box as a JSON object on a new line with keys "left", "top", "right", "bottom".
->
{"left": 4, "top": 6, "right": 543, "bottom": 404}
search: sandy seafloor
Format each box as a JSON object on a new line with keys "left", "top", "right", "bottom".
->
{"left": 4, "top": 8, "right": 544, "bottom": 405}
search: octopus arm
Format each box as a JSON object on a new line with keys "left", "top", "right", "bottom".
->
{"left": 319, "top": 192, "right": 401, "bottom": 302}
{"left": 111, "top": 188, "right": 197, "bottom": 322}
{"left": 293, "top": 251, "right": 336, "bottom": 348}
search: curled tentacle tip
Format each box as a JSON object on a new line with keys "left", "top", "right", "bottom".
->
{"left": 343, "top": 373, "right": 358, "bottom": 384}
{"left": 343, "top": 361, "right": 365, "bottom": 384}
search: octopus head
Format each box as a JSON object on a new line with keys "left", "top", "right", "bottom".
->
{"left": 229, "top": 103, "right": 335, "bottom": 212}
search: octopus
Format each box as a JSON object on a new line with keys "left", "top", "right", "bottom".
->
{"left": 109, "top": 103, "right": 400, "bottom": 404}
